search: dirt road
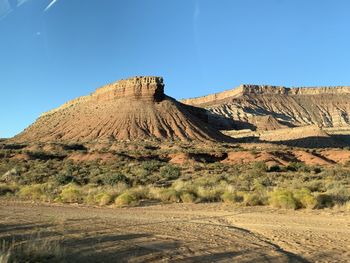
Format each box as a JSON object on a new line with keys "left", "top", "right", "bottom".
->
{"left": 0, "top": 200, "right": 349, "bottom": 262}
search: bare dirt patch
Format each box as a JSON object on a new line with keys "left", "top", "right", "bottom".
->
{"left": 0, "top": 200, "right": 348, "bottom": 262}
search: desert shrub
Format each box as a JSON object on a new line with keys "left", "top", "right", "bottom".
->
{"left": 180, "top": 192, "right": 197, "bottom": 203}
{"left": 221, "top": 191, "right": 234, "bottom": 203}
{"left": 0, "top": 236, "right": 65, "bottom": 263}
{"left": 0, "top": 184, "right": 17, "bottom": 196}
{"left": 269, "top": 189, "right": 298, "bottom": 209}
{"left": 114, "top": 192, "right": 137, "bottom": 207}
{"left": 293, "top": 188, "right": 317, "bottom": 209}
{"left": 286, "top": 162, "right": 310, "bottom": 172}
{"left": 149, "top": 188, "right": 179, "bottom": 202}
{"left": 101, "top": 172, "right": 128, "bottom": 186}
{"left": 268, "top": 165, "right": 281, "bottom": 172}
{"left": 251, "top": 162, "right": 267, "bottom": 174}
{"left": 17, "top": 184, "right": 52, "bottom": 201}
{"left": 196, "top": 186, "right": 222, "bottom": 202}
{"left": 243, "top": 192, "right": 267, "bottom": 206}
{"left": 85, "top": 192, "right": 114, "bottom": 206}
{"left": 334, "top": 201, "right": 350, "bottom": 211}
{"left": 57, "top": 184, "right": 83, "bottom": 203}
{"left": 159, "top": 165, "right": 181, "bottom": 180}
{"left": 304, "top": 180, "right": 325, "bottom": 192}
{"left": 312, "top": 167, "right": 322, "bottom": 174}
{"left": 128, "top": 186, "right": 150, "bottom": 200}
{"left": 96, "top": 193, "right": 114, "bottom": 206}
{"left": 140, "top": 160, "right": 162, "bottom": 173}
{"left": 316, "top": 194, "right": 334, "bottom": 208}
{"left": 326, "top": 184, "right": 350, "bottom": 205}
{"left": 55, "top": 174, "right": 74, "bottom": 185}
{"left": 220, "top": 191, "right": 244, "bottom": 203}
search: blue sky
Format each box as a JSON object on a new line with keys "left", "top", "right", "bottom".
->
{"left": 1, "top": 0, "right": 350, "bottom": 137}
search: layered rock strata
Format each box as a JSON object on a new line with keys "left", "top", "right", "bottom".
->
{"left": 13, "top": 76, "right": 228, "bottom": 143}
{"left": 182, "top": 85, "right": 350, "bottom": 130}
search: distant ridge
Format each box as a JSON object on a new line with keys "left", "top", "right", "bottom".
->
{"left": 182, "top": 84, "right": 350, "bottom": 107}
{"left": 182, "top": 84, "right": 350, "bottom": 131}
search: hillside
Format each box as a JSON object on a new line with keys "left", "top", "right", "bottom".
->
{"left": 12, "top": 76, "right": 229, "bottom": 143}
{"left": 182, "top": 84, "right": 350, "bottom": 131}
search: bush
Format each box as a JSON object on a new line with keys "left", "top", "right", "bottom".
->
{"left": 128, "top": 186, "right": 149, "bottom": 200}
{"left": 196, "top": 186, "right": 222, "bottom": 202}
{"left": 286, "top": 162, "right": 310, "bottom": 172}
{"left": 140, "top": 160, "right": 162, "bottom": 173}
{"left": 252, "top": 162, "right": 267, "bottom": 173}
{"left": 0, "top": 184, "right": 17, "bottom": 196}
{"left": 268, "top": 165, "right": 281, "bottom": 172}
{"left": 269, "top": 189, "right": 298, "bottom": 209}
{"left": 0, "top": 235, "right": 66, "bottom": 263}
{"left": 102, "top": 173, "right": 128, "bottom": 186}
{"left": 326, "top": 184, "right": 350, "bottom": 205}
{"left": 55, "top": 174, "right": 74, "bottom": 185}
{"left": 220, "top": 191, "right": 243, "bottom": 203}
{"left": 114, "top": 192, "right": 137, "bottom": 207}
{"left": 180, "top": 192, "right": 197, "bottom": 203}
{"left": 85, "top": 192, "right": 114, "bottom": 206}
{"left": 293, "top": 188, "right": 317, "bottom": 209}
{"left": 18, "top": 184, "right": 51, "bottom": 201}
{"left": 57, "top": 184, "right": 83, "bottom": 203}
{"left": 148, "top": 188, "right": 179, "bottom": 202}
{"left": 221, "top": 191, "right": 235, "bottom": 203}
{"left": 160, "top": 165, "right": 181, "bottom": 180}
{"left": 316, "top": 194, "right": 334, "bottom": 208}
{"left": 244, "top": 192, "right": 267, "bottom": 206}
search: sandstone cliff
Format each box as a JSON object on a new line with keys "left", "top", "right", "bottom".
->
{"left": 13, "top": 77, "right": 229, "bottom": 143}
{"left": 182, "top": 85, "right": 350, "bottom": 130}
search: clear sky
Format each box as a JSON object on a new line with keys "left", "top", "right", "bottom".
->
{"left": 1, "top": 0, "right": 350, "bottom": 137}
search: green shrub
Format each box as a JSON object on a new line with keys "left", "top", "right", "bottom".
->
{"left": 180, "top": 192, "right": 197, "bottom": 203}
{"left": 140, "top": 160, "right": 162, "bottom": 173}
{"left": 316, "top": 194, "right": 334, "bottom": 208}
{"left": 0, "top": 184, "right": 17, "bottom": 196}
{"left": 252, "top": 162, "right": 267, "bottom": 173}
{"left": 244, "top": 192, "right": 267, "bottom": 206}
{"left": 128, "top": 186, "right": 149, "bottom": 200}
{"left": 293, "top": 188, "right": 317, "bottom": 209}
{"left": 148, "top": 188, "right": 179, "bottom": 202}
{"left": 220, "top": 191, "right": 244, "bottom": 203}
{"left": 160, "top": 165, "right": 181, "bottom": 180}
{"left": 18, "top": 184, "right": 51, "bottom": 201}
{"left": 114, "top": 192, "right": 137, "bottom": 207}
{"left": 269, "top": 189, "right": 298, "bottom": 209}
{"left": 196, "top": 186, "right": 222, "bottom": 202}
{"left": 286, "top": 162, "right": 310, "bottom": 172}
{"left": 98, "top": 193, "right": 114, "bottom": 205}
{"left": 85, "top": 192, "right": 114, "bottom": 206}
{"left": 102, "top": 173, "right": 128, "bottom": 186}
{"left": 57, "top": 184, "right": 83, "bottom": 203}
{"left": 55, "top": 174, "right": 74, "bottom": 185}
{"left": 268, "top": 165, "right": 281, "bottom": 172}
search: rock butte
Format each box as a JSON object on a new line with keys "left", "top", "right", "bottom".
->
{"left": 182, "top": 84, "right": 350, "bottom": 131}
{"left": 12, "top": 76, "right": 229, "bottom": 143}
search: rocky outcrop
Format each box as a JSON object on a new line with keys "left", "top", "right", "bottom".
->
{"left": 182, "top": 85, "right": 350, "bottom": 130}
{"left": 42, "top": 76, "right": 165, "bottom": 117}
{"left": 13, "top": 76, "right": 230, "bottom": 143}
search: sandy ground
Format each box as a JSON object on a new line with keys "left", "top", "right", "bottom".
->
{"left": 0, "top": 200, "right": 349, "bottom": 263}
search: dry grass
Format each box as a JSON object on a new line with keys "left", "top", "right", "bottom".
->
{"left": 0, "top": 235, "right": 65, "bottom": 263}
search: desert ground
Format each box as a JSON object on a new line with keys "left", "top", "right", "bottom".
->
{"left": 1, "top": 199, "right": 349, "bottom": 262}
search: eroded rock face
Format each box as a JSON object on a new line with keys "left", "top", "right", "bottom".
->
{"left": 182, "top": 85, "right": 350, "bottom": 130}
{"left": 42, "top": 76, "right": 165, "bottom": 118}
{"left": 13, "top": 76, "right": 229, "bottom": 143}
